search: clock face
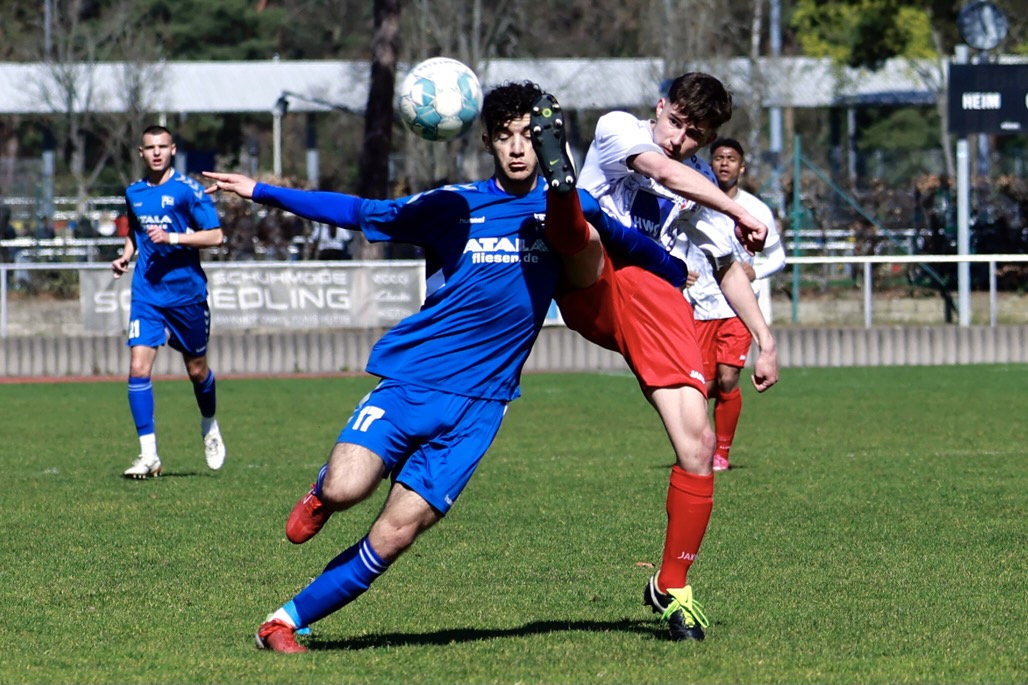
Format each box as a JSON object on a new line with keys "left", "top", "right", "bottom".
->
{"left": 957, "top": 0, "right": 1009, "bottom": 51}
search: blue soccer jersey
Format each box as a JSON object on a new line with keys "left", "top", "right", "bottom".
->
{"left": 253, "top": 178, "right": 689, "bottom": 401}
{"left": 256, "top": 179, "right": 556, "bottom": 401}
{"left": 125, "top": 173, "right": 221, "bottom": 307}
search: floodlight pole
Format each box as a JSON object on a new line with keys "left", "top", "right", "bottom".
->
{"left": 768, "top": 0, "right": 783, "bottom": 216}
{"left": 272, "top": 91, "right": 354, "bottom": 184}
{"left": 954, "top": 45, "right": 971, "bottom": 327}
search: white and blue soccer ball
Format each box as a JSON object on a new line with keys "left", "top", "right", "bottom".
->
{"left": 398, "top": 57, "right": 482, "bottom": 142}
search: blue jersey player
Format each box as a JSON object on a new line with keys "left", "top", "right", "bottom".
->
{"left": 204, "top": 81, "right": 690, "bottom": 654}
{"left": 112, "top": 125, "right": 227, "bottom": 479}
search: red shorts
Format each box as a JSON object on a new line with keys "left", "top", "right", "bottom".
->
{"left": 555, "top": 252, "right": 707, "bottom": 395}
{"left": 693, "top": 317, "right": 753, "bottom": 381}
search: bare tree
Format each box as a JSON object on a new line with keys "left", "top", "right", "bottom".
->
{"left": 745, "top": 0, "right": 765, "bottom": 179}
{"left": 351, "top": 0, "right": 401, "bottom": 260}
{"left": 30, "top": 0, "right": 165, "bottom": 215}
{"left": 924, "top": 19, "right": 954, "bottom": 179}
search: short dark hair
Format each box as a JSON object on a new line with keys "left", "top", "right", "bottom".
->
{"left": 142, "top": 125, "right": 172, "bottom": 140}
{"left": 481, "top": 81, "right": 542, "bottom": 137}
{"left": 710, "top": 137, "right": 744, "bottom": 159}
{"left": 665, "top": 72, "right": 733, "bottom": 129}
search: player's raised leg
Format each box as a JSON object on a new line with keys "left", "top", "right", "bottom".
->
{"left": 530, "top": 91, "right": 603, "bottom": 289}
{"left": 531, "top": 93, "right": 576, "bottom": 194}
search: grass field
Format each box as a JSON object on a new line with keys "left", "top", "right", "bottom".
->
{"left": 1, "top": 366, "right": 1026, "bottom": 684}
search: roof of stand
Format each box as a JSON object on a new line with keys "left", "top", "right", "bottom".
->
{"left": 0, "top": 55, "right": 1001, "bottom": 116}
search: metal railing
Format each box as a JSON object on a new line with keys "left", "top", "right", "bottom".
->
{"left": 788, "top": 254, "right": 1028, "bottom": 328}
{"left": 3, "top": 254, "right": 1027, "bottom": 338}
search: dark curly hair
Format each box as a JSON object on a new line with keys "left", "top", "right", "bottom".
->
{"left": 480, "top": 81, "right": 543, "bottom": 137}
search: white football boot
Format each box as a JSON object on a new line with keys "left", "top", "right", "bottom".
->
{"left": 203, "top": 423, "right": 226, "bottom": 470}
{"left": 123, "top": 454, "right": 163, "bottom": 479}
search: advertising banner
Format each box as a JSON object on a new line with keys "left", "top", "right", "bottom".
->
{"left": 79, "top": 262, "right": 425, "bottom": 334}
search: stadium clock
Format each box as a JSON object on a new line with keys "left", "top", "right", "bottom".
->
{"left": 956, "top": 0, "right": 1008, "bottom": 52}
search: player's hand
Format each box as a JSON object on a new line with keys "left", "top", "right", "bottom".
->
{"left": 203, "top": 171, "right": 257, "bottom": 199}
{"left": 684, "top": 270, "right": 699, "bottom": 288}
{"left": 111, "top": 256, "right": 129, "bottom": 278}
{"left": 735, "top": 211, "right": 767, "bottom": 255}
{"left": 751, "top": 346, "right": 779, "bottom": 393}
{"left": 146, "top": 225, "right": 172, "bottom": 244}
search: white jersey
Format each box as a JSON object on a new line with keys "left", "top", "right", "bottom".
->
{"left": 677, "top": 188, "right": 786, "bottom": 321}
{"left": 578, "top": 110, "right": 736, "bottom": 261}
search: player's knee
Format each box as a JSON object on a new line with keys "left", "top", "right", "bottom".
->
{"left": 368, "top": 521, "right": 421, "bottom": 562}
{"left": 716, "top": 365, "right": 742, "bottom": 392}
{"left": 320, "top": 477, "right": 371, "bottom": 510}
{"left": 674, "top": 425, "right": 716, "bottom": 473}
{"left": 701, "top": 425, "right": 716, "bottom": 459}
{"left": 185, "top": 359, "right": 209, "bottom": 383}
{"left": 129, "top": 362, "right": 150, "bottom": 377}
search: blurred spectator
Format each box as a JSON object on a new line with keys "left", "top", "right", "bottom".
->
{"left": 311, "top": 222, "right": 353, "bottom": 260}
{"left": 74, "top": 217, "right": 97, "bottom": 238}
{"left": 257, "top": 210, "right": 308, "bottom": 261}
{"left": 114, "top": 212, "right": 130, "bottom": 237}
{"left": 0, "top": 210, "right": 13, "bottom": 240}
{"left": 0, "top": 190, "right": 13, "bottom": 240}
{"left": 35, "top": 215, "right": 55, "bottom": 239}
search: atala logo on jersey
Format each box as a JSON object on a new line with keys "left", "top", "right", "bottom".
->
{"left": 464, "top": 236, "right": 549, "bottom": 264}
{"left": 161, "top": 195, "right": 175, "bottom": 207}
{"left": 138, "top": 215, "right": 172, "bottom": 226}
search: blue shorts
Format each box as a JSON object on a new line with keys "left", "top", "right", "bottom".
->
{"left": 127, "top": 300, "right": 211, "bottom": 358}
{"left": 337, "top": 379, "right": 508, "bottom": 515}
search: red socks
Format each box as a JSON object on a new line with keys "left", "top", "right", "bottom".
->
{"left": 714, "top": 386, "right": 742, "bottom": 459}
{"left": 657, "top": 465, "right": 714, "bottom": 591}
{"left": 544, "top": 189, "right": 590, "bottom": 255}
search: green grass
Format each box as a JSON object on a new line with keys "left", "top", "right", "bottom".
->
{"left": 1, "top": 366, "right": 1026, "bottom": 684}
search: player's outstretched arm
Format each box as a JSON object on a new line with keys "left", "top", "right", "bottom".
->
{"left": 203, "top": 171, "right": 362, "bottom": 228}
{"left": 203, "top": 172, "right": 257, "bottom": 199}
{"left": 630, "top": 151, "right": 767, "bottom": 252}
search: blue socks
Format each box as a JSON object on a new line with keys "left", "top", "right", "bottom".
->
{"left": 314, "top": 463, "right": 329, "bottom": 498}
{"left": 289, "top": 537, "right": 389, "bottom": 627}
{"left": 127, "top": 376, "right": 155, "bottom": 436}
{"left": 192, "top": 370, "right": 217, "bottom": 419}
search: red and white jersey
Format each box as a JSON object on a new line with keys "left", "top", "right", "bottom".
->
{"left": 675, "top": 189, "right": 786, "bottom": 321}
{"left": 578, "top": 111, "right": 736, "bottom": 261}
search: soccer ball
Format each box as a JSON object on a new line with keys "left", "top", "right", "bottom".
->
{"left": 398, "top": 57, "right": 483, "bottom": 142}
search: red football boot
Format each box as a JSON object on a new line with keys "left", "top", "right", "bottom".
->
{"left": 256, "top": 618, "right": 307, "bottom": 654}
{"left": 285, "top": 484, "right": 332, "bottom": 544}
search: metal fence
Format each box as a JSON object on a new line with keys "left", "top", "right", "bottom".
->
{"left": 2, "top": 254, "right": 1028, "bottom": 339}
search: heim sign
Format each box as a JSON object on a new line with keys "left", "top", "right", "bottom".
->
{"left": 947, "top": 63, "right": 1028, "bottom": 135}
